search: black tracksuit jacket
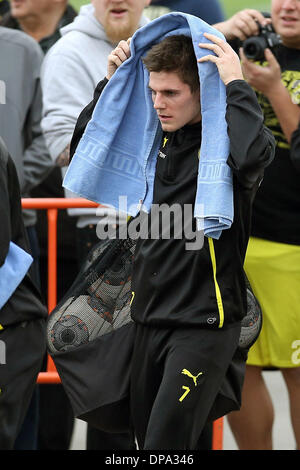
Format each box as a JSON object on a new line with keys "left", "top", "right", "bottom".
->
{"left": 0, "top": 139, "right": 47, "bottom": 326}
{"left": 70, "top": 78, "right": 275, "bottom": 330}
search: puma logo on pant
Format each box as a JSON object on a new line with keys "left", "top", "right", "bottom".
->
{"left": 179, "top": 369, "right": 204, "bottom": 402}
{"left": 181, "top": 369, "right": 203, "bottom": 386}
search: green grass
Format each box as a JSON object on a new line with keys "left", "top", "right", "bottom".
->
{"left": 69, "top": 0, "right": 88, "bottom": 12}
{"left": 220, "top": 1, "right": 271, "bottom": 17}
{"left": 69, "top": 1, "right": 272, "bottom": 19}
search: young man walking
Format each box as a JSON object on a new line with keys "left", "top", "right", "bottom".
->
{"left": 64, "top": 14, "right": 275, "bottom": 449}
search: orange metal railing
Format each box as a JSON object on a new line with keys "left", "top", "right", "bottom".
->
{"left": 21, "top": 198, "right": 98, "bottom": 384}
{"left": 21, "top": 197, "right": 224, "bottom": 449}
{"left": 212, "top": 417, "right": 223, "bottom": 450}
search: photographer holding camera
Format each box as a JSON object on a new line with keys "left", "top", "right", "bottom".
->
{"left": 215, "top": 1, "right": 300, "bottom": 450}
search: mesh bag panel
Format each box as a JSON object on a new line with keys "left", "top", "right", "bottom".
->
{"left": 239, "top": 276, "right": 263, "bottom": 349}
{"left": 47, "top": 237, "right": 136, "bottom": 354}
{"left": 47, "top": 238, "right": 262, "bottom": 354}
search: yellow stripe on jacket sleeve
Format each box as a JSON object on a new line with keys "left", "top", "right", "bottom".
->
{"left": 208, "top": 237, "right": 224, "bottom": 328}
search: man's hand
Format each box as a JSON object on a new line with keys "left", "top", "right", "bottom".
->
{"left": 56, "top": 144, "right": 70, "bottom": 167}
{"left": 239, "top": 47, "right": 300, "bottom": 143}
{"left": 198, "top": 33, "right": 244, "bottom": 85}
{"left": 214, "top": 9, "right": 270, "bottom": 41}
{"left": 239, "top": 47, "right": 282, "bottom": 97}
{"left": 106, "top": 38, "right": 131, "bottom": 80}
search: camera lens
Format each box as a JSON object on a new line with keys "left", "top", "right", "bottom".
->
{"left": 244, "top": 43, "right": 260, "bottom": 59}
{"left": 243, "top": 36, "right": 267, "bottom": 61}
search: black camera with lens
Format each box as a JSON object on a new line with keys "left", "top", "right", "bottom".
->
{"left": 242, "top": 13, "right": 282, "bottom": 61}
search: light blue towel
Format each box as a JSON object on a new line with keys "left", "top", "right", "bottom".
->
{"left": 63, "top": 12, "right": 233, "bottom": 239}
{"left": 0, "top": 242, "right": 33, "bottom": 309}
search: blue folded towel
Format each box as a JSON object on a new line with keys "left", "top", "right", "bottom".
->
{"left": 63, "top": 12, "right": 233, "bottom": 239}
{"left": 0, "top": 242, "right": 33, "bottom": 309}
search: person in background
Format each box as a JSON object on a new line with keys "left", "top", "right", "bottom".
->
{"left": 214, "top": 1, "right": 300, "bottom": 450}
{"left": 41, "top": 0, "right": 151, "bottom": 450}
{"left": 0, "top": 0, "right": 9, "bottom": 17}
{"left": 144, "top": 0, "right": 225, "bottom": 23}
{"left": 1, "top": 0, "right": 78, "bottom": 451}
{"left": 0, "top": 24, "right": 51, "bottom": 284}
{"left": 0, "top": 138, "right": 47, "bottom": 450}
{"left": 1, "top": 0, "right": 78, "bottom": 327}
{"left": 0, "top": 23, "right": 53, "bottom": 450}
{"left": 1, "top": 0, "right": 77, "bottom": 53}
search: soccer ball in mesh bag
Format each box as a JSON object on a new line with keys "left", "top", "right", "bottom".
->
{"left": 50, "top": 314, "right": 89, "bottom": 352}
{"left": 48, "top": 295, "right": 114, "bottom": 353}
{"left": 239, "top": 288, "right": 262, "bottom": 349}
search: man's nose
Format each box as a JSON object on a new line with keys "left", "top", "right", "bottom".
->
{"left": 110, "top": 0, "right": 125, "bottom": 5}
{"left": 153, "top": 93, "right": 165, "bottom": 109}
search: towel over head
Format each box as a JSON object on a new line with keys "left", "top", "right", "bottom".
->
{"left": 63, "top": 12, "right": 233, "bottom": 239}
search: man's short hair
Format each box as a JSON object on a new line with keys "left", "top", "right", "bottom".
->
{"left": 142, "top": 35, "right": 200, "bottom": 93}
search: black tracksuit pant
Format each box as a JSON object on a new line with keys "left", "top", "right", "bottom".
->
{"left": 130, "top": 323, "right": 242, "bottom": 450}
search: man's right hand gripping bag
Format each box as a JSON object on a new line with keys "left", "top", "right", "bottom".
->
{"left": 46, "top": 237, "right": 136, "bottom": 433}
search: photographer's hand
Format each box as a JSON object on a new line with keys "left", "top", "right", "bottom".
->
{"left": 239, "top": 47, "right": 281, "bottom": 95}
{"left": 106, "top": 38, "right": 131, "bottom": 80}
{"left": 198, "top": 33, "right": 243, "bottom": 85}
{"left": 240, "top": 47, "right": 300, "bottom": 142}
{"left": 214, "top": 9, "right": 270, "bottom": 41}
